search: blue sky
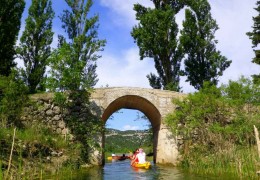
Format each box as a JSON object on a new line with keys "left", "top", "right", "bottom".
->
{"left": 20, "top": 0, "right": 259, "bottom": 130}
{"left": 106, "top": 109, "right": 150, "bottom": 131}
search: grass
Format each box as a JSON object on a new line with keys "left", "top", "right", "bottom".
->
{"left": 0, "top": 125, "right": 69, "bottom": 150}
{"left": 0, "top": 160, "right": 3, "bottom": 179}
{"left": 181, "top": 145, "right": 259, "bottom": 179}
{"left": 0, "top": 125, "right": 82, "bottom": 179}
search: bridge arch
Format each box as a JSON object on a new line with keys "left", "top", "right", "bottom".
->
{"left": 90, "top": 87, "right": 186, "bottom": 165}
{"left": 102, "top": 95, "right": 161, "bottom": 130}
{"left": 102, "top": 95, "right": 161, "bottom": 163}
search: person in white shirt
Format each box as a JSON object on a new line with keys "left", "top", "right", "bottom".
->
{"left": 136, "top": 148, "right": 146, "bottom": 164}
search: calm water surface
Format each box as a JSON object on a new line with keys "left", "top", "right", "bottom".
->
{"left": 67, "top": 159, "right": 231, "bottom": 180}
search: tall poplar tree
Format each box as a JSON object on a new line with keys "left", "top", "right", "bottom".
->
{"left": 0, "top": 0, "right": 25, "bottom": 77}
{"left": 247, "top": 1, "right": 260, "bottom": 85}
{"left": 132, "top": 1, "right": 184, "bottom": 91}
{"left": 180, "top": 0, "right": 231, "bottom": 90}
{"left": 47, "top": 0, "right": 106, "bottom": 91}
{"left": 17, "top": 0, "right": 54, "bottom": 93}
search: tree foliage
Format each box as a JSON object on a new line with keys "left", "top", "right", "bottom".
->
{"left": 152, "top": 0, "right": 185, "bottom": 12}
{"left": 132, "top": 2, "right": 184, "bottom": 91}
{"left": 0, "top": 0, "right": 25, "bottom": 77}
{"left": 0, "top": 69, "right": 28, "bottom": 128}
{"left": 17, "top": 0, "right": 54, "bottom": 93}
{"left": 132, "top": 0, "right": 231, "bottom": 91}
{"left": 247, "top": 1, "right": 260, "bottom": 85}
{"left": 64, "top": 91, "right": 104, "bottom": 163}
{"left": 0, "top": 0, "right": 28, "bottom": 129}
{"left": 180, "top": 0, "right": 231, "bottom": 90}
{"left": 47, "top": 0, "right": 106, "bottom": 91}
{"left": 46, "top": 0, "right": 106, "bottom": 163}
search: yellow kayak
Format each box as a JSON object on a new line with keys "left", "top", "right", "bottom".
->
{"left": 132, "top": 162, "right": 151, "bottom": 169}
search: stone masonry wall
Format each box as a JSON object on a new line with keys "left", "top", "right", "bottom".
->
{"left": 21, "top": 93, "right": 69, "bottom": 136}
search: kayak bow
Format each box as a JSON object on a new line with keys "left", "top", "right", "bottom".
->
{"left": 132, "top": 162, "right": 151, "bottom": 169}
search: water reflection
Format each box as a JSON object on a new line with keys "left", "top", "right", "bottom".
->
{"left": 65, "top": 160, "right": 220, "bottom": 180}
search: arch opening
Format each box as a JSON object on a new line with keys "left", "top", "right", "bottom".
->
{"left": 101, "top": 95, "right": 161, "bottom": 164}
{"left": 106, "top": 109, "right": 150, "bottom": 131}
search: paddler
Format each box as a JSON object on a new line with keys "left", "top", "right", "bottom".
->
{"left": 136, "top": 148, "right": 146, "bottom": 164}
{"left": 130, "top": 148, "right": 139, "bottom": 165}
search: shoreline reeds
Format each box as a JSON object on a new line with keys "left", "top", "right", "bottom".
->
{"left": 180, "top": 145, "right": 258, "bottom": 179}
{"left": 6, "top": 127, "right": 16, "bottom": 177}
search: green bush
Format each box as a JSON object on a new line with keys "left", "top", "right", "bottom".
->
{"left": 0, "top": 69, "right": 28, "bottom": 128}
{"left": 0, "top": 125, "right": 82, "bottom": 179}
{"left": 53, "top": 91, "right": 104, "bottom": 163}
{"left": 166, "top": 77, "right": 260, "bottom": 178}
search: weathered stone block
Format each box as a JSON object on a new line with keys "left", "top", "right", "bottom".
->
{"left": 56, "top": 128, "right": 62, "bottom": 134}
{"left": 58, "top": 121, "right": 66, "bottom": 129}
{"left": 46, "top": 109, "right": 54, "bottom": 116}
{"left": 53, "top": 106, "right": 61, "bottom": 114}
{"left": 52, "top": 115, "right": 61, "bottom": 121}
{"left": 43, "top": 103, "right": 51, "bottom": 111}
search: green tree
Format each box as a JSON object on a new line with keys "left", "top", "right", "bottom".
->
{"left": 0, "top": 69, "right": 28, "bottom": 127}
{"left": 47, "top": 0, "right": 106, "bottom": 91}
{"left": 180, "top": 0, "right": 231, "bottom": 90}
{"left": 132, "top": 1, "right": 184, "bottom": 91}
{"left": 46, "top": 0, "right": 106, "bottom": 163}
{"left": 17, "top": 0, "right": 54, "bottom": 93}
{"left": 247, "top": 1, "right": 260, "bottom": 85}
{"left": 0, "top": 0, "right": 25, "bottom": 77}
{"left": 153, "top": 0, "right": 185, "bottom": 12}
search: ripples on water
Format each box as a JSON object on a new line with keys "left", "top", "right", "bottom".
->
{"left": 71, "top": 159, "right": 217, "bottom": 180}
{"left": 104, "top": 160, "right": 181, "bottom": 180}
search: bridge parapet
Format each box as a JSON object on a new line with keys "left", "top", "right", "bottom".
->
{"left": 90, "top": 87, "right": 185, "bottom": 118}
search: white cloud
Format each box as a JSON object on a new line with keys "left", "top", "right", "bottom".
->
{"left": 99, "top": 0, "right": 153, "bottom": 27}
{"left": 122, "top": 125, "right": 139, "bottom": 131}
{"left": 95, "top": 47, "right": 156, "bottom": 88}
{"left": 209, "top": 0, "right": 259, "bottom": 84}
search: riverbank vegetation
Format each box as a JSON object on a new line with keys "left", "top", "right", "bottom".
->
{"left": 0, "top": 88, "right": 102, "bottom": 179}
{"left": 166, "top": 77, "right": 260, "bottom": 179}
{"left": 0, "top": 78, "right": 85, "bottom": 178}
{"left": 1, "top": 0, "right": 105, "bottom": 178}
{"left": 0, "top": 125, "right": 83, "bottom": 179}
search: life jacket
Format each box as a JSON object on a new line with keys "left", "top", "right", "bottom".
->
{"left": 134, "top": 152, "right": 139, "bottom": 163}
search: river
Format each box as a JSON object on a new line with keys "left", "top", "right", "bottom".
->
{"left": 63, "top": 159, "right": 232, "bottom": 180}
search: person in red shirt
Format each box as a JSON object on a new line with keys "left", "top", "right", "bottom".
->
{"left": 131, "top": 149, "right": 139, "bottom": 165}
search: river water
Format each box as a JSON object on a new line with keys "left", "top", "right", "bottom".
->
{"left": 66, "top": 159, "right": 228, "bottom": 180}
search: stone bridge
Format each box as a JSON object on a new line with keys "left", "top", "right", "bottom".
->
{"left": 90, "top": 87, "right": 186, "bottom": 165}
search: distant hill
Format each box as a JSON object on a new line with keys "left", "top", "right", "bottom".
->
{"left": 105, "top": 128, "right": 153, "bottom": 154}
